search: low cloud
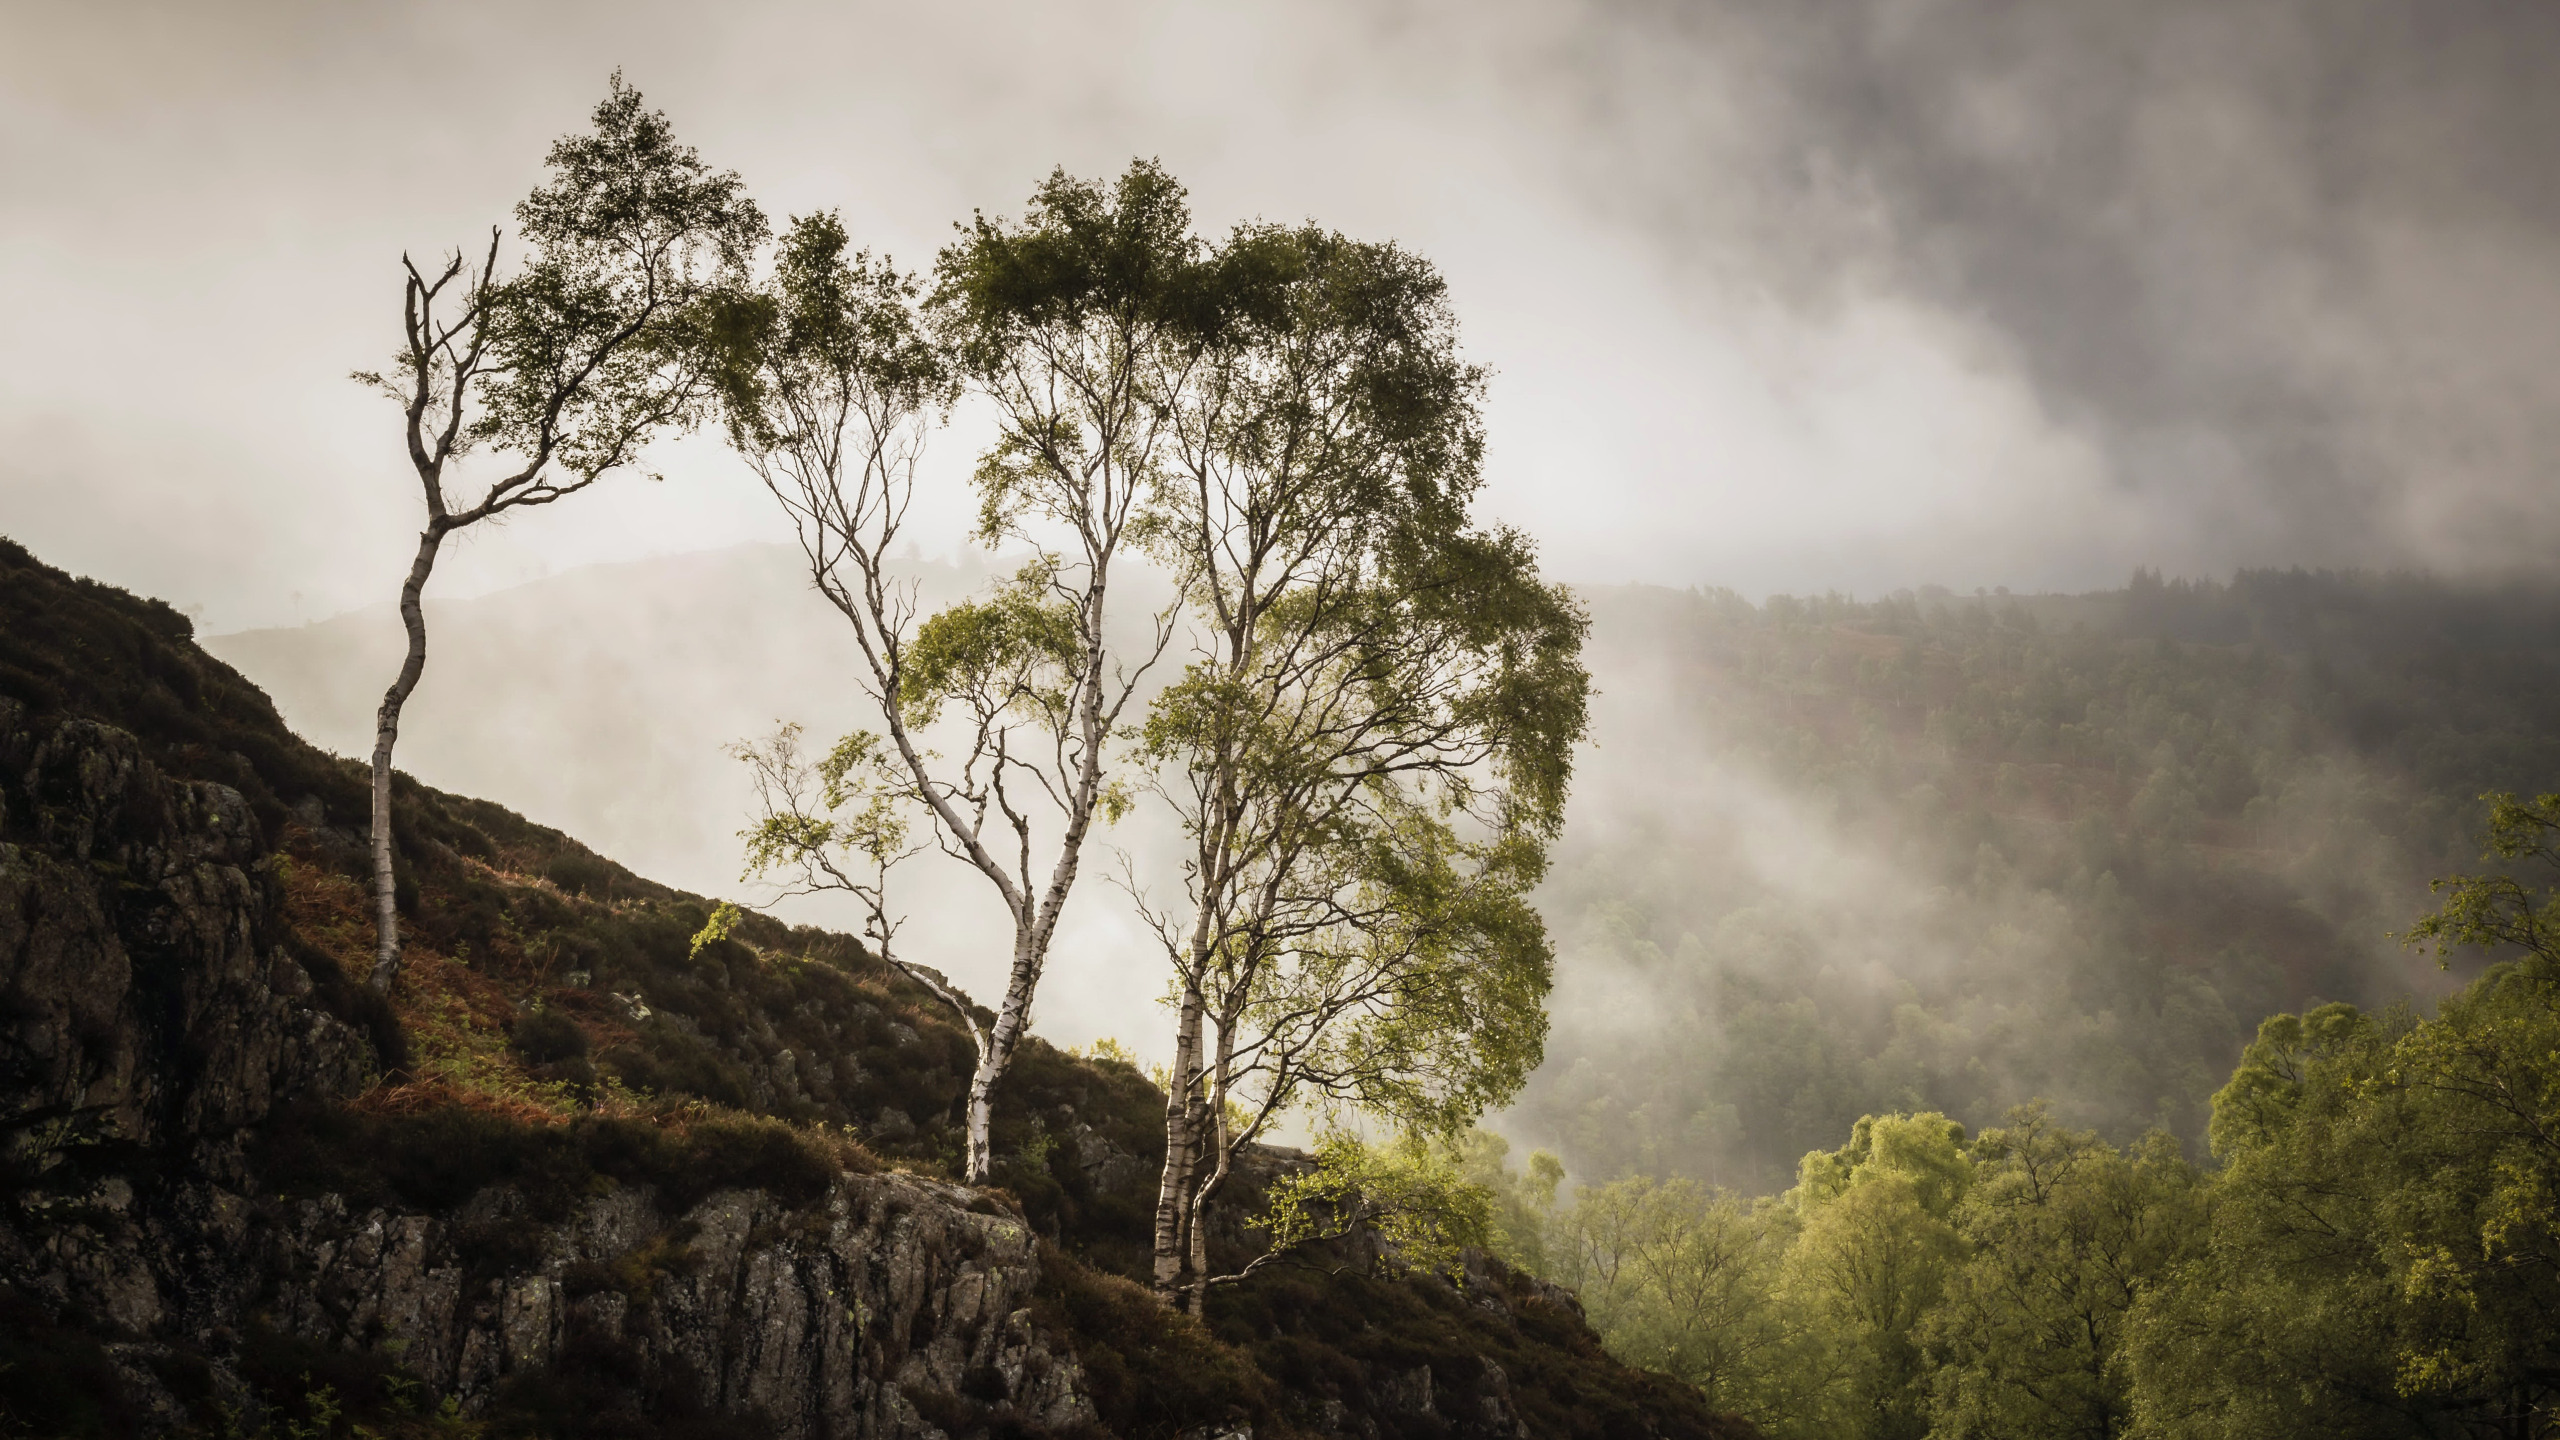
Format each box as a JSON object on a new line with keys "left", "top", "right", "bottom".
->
{"left": 1515, "top": 0, "right": 2560, "bottom": 575}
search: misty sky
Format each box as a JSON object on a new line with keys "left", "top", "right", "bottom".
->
{"left": 7, "top": 0, "right": 2560, "bottom": 631}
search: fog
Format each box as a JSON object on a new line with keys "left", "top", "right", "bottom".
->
{"left": 1497, "top": 579, "right": 2487, "bottom": 1189}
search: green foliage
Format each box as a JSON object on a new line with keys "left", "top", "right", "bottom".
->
{"left": 727, "top": 726, "right": 915, "bottom": 904}
{"left": 1259, "top": 1133, "right": 1495, "bottom": 1282}
{"left": 1495, "top": 1104, "right": 2208, "bottom": 1440}
{"left": 1772, "top": 1114, "right": 1974, "bottom": 1440}
{"left": 1455, "top": 1130, "right": 1563, "bottom": 1273}
{"left": 930, "top": 158, "right": 1207, "bottom": 546}
{"left": 896, "top": 563, "right": 1084, "bottom": 727}
{"left": 352, "top": 73, "right": 766, "bottom": 524}
{"left": 2402, "top": 790, "right": 2560, "bottom": 968}
{"left": 1135, "top": 207, "right": 1590, "bottom": 1305}
{"left": 708, "top": 208, "right": 949, "bottom": 456}
{"left": 931, "top": 158, "right": 1203, "bottom": 339}
{"left": 683, "top": 900, "right": 740, "bottom": 960}
{"left": 1922, "top": 1108, "right": 2202, "bottom": 1440}
{"left": 1792, "top": 1112, "right": 1973, "bottom": 1220}
{"left": 2116, "top": 814, "right": 2560, "bottom": 1438}
{"left": 1543, "top": 1172, "right": 1795, "bottom": 1420}
{"left": 1258, "top": 805, "right": 1562, "bottom": 1141}
{"left": 1489, "top": 797, "right": 2560, "bottom": 1438}
{"left": 717, "top": 158, "right": 1214, "bottom": 1187}
{"left": 479, "top": 74, "right": 766, "bottom": 484}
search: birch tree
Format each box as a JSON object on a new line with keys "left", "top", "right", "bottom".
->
{"left": 722, "top": 723, "right": 988, "bottom": 1064}
{"left": 1135, "top": 225, "right": 1590, "bottom": 1308}
{"left": 715, "top": 166, "right": 1203, "bottom": 1182}
{"left": 356, "top": 75, "right": 762, "bottom": 990}
{"left": 701, "top": 211, "right": 956, "bottom": 1020}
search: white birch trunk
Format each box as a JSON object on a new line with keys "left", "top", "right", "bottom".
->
{"left": 1182, "top": 1011, "right": 1240, "bottom": 1315}
{"left": 369, "top": 527, "right": 444, "bottom": 992}
{"left": 1152, "top": 979, "right": 1207, "bottom": 1301}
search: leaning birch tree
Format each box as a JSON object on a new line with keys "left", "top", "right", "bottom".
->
{"left": 356, "top": 75, "right": 763, "bottom": 990}
{"left": 1137, "top": 225, "right": 1590, "bottom": 1308}
{"left": 715, "top": 165, "right": 1207, "bottom": 1182}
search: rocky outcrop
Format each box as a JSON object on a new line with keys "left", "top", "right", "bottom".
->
{"left": 0, "top": 699, "right": 372, "bottom": 1174}
{"left": 249, "top": 1172, "right": 1096, "bottom": 1437}
{"left": 13, "top": 1167, "right": 1095, "bottom": 1437}
{"left": 0, "top": 704, "right": 1100, "bottom": 1437}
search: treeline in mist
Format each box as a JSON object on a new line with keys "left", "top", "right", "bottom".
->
{"left": 1467, "top": 792, "right": 2560, "bottom": 1437}
{"left": 1516, "top": 566, "right": 2560, "bottom": 1194}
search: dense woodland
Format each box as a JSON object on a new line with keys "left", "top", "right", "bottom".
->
{"left": 1466, "top": 802, "right": 2560, "bottom": 1438}
{"left": 11, "top": 543, "right": 2560, "bottom": 1438}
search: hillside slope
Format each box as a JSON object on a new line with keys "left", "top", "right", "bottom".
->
{"left": 198, "top": 545, "right": 1175, "bottom": 1058}
{"left": 0, "top": 535, "right": 1745, "bottom": 1440}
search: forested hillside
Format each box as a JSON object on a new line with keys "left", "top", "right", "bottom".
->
{"left": 1514, "top": 568, "right": 2560, "bottom": 1191}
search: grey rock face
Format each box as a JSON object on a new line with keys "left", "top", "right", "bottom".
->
{"left": 253, "top": 1171, "right": 1097, "bottom": 1437}
{"left": 1068, "top": 1121, "right": 1147, "bottom": 1197}
{"left": 0, "top": 709, "right": 1099, "bottom": 1437}
{"left": 0, "top": 705, "right": 372, "bottom": 1165}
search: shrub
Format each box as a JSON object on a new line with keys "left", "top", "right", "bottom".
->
{"left": 1029, "top": 1250, "right": 1270, "bottom": 1440}
{"left": 253, "top": 1101, "right": 872, "bottom": 1227}
{"left": 510, "top": 1009, "right": 590, "bottom": 1066}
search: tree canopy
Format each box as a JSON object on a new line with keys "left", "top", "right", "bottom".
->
{"left": 357, "top": 74, "right": 762, "bottom": 991}
{"left": 1130, "top": 218, "right": 1589, "bottom": 1309}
